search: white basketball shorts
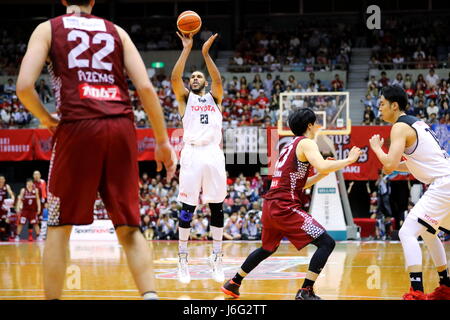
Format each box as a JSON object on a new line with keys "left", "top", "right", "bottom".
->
{"left": 177, "top": 143, "right": 227, "bottom": 206}
{"left": 409, "top": 174, "right": 450, "bottom": 232}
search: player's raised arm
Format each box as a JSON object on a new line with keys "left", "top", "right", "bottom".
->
{"left": 202, "top": 33, "right": 223, "bottom": 105}
{"left": 116, "top": 25, "right": 176, "bottom": 179}
{"left": 16, "top": 21, "right": 59, "bottom": 132}
{"left": 299, "top": 139, "right": 362, "bottom": 174}
{"left": 369, "top": 122, "right": 408, "bottom": 173}
{"left": 171, "top": 32, "right": 192, "bottom": 116}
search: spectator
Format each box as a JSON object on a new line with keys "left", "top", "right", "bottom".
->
{"left": 141, "top": 215, "right": 154, "bottom": 240}
{"left": 362, "top": 105, "right": 375, "bottom": 125}
{"left": 331, "top": 74, "right": 344, "bottom": 91}
{"left": 375, "top": 173, "right": 393, "bottom": 239}
{"left": 425, "top": 68, "right": 439, "bottom": 88}
{"left": 378, "top": 71, "right": 390, "bottom": 88}
{"left": 241, "top": 209, "right": 262, "bottom": 240}
{"left": 156, "top": 213, "right": 176, "bottom": 240}
{"left": 3, "top": 78, "right": 15, "bottom": 97}
{"left": 392, "top": 73, "right": 404, "bottom": 87}
{"left": 223, "top": 212, "right": 242, "bottom": 240}
{"left": 36, "top": 79, "right": 52, "bottom": 103}
{"left": 426, "top": 100, "right": 439, "bottom": 118}
{"left": 414, "top": 100, "right": 428, "bottom": 119}
{"left": 191, "top": 212, "right": 209, "bottom": 240}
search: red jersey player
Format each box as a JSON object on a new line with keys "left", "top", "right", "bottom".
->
{"left": 33, "top": 170, "right": 47, "bottom": 204}
{"left": 16, "top": 0, "right": 176, "bottom": 300}
{"left": 16, "top": 179, "right": 41, "bottom": 241}
{"left": 0, "top": 175, "right": 15, "bottom": 219}
{"left": 222, "top": 108, "right": 362, "bottom": 300}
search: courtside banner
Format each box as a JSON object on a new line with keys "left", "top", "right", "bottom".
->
{"left": 33, "top": 129, "right": 53, "bottom": 160}
{"left": 0, "top": 129, "right": 34, "bottom": 161}
{"left": 70, "top": 219, "right": 118, "bottom": 241}
{"left": 329, "top": 126, "right": 391, "bottom": 180}
{"left": 136, "top": 128, "right": 184, "bottom": 161}
{"left": 273, "top": 126, "right": 401, "bottom": 181}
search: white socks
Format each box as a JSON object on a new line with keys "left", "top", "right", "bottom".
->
{"left": 178, "top": 227, "right": 191, "bottom": 254}
{"left": 211, "top": 226, "right": 223, "bottom": 254}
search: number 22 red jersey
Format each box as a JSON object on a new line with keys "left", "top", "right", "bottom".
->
{"left": 264, "top": 136, "right": 311, "bottom": 203}
{"left": 49, "top": 13, "right": 132, "bottom": 122}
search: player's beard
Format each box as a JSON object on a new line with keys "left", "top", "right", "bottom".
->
{"left": 190, "top": 83, "right": 205, "bottom": 94}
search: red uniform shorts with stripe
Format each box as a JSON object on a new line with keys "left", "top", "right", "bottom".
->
{"left": 47, "top": 116, "right": 140, "bottom": 228}
{"left": 261, "top": 199, "right": 326, "bottom": 252}
{"left": 19, "top": 210, "right": 38, "bottom": 225}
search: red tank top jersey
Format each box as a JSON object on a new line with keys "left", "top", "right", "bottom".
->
{"left": 0, "top": 185, "right": 6, "bottom": 207}
{"left": 49, "top": 13, "right": 132, "bottom": 122}
{"left": 23, "top": 189, "right": 38, "bottom": 212}
{"left": 264, "top": 136, "right": 311, "bottom": 202}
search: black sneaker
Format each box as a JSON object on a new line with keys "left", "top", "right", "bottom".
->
{"left": 221, "top": 279, "right": 240, "bottom": 298}
{"left": 295, "top": 286, "right": 322, "bottom": 300}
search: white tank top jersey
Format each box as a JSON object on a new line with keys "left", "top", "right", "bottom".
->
{"left": 182, "top": 91, "right": 222, "bottom": 146}
{"left": 398, "top": 115, "right": 450, "bottom": 184}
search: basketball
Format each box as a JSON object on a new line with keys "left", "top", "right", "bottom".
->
{"left": 177, "top": 10, "right": 202, "bottom": 35}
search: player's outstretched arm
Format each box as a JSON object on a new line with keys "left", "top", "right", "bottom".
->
{"left": 171, "top": 32, "right": 192, "bottom": 116}
{"left": 369, "top": 123, "right": 407, "bottom": 173}
{"left": 299, "top": 139, "right": 362, "bottom": 174}
{"left": 202, "top": 33, "right": 223, "bottom": 105}
{"left": 116, "top": 25, "right": 176, "bottom": 180}
{"left": 303, "top": 156, "right": 337, "bottom": 188}
{"left": 16, "top": 21, "right": 59, "bottom": 132}
{"left": 383, "top": 161, "right": 410, "bottom": 174}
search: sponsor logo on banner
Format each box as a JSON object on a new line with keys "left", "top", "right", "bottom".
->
{"left": 137, "top": 136, "right": 155, "bottom": 153}
{"left": 318, "top": 188, "right": 336, "bottom": 194}
{"left": 39, "top": 137, "right": 52, "bottom": 153}
{"left": 70, "top": 220, "right": 118, "bottom": 241}
{"left": 79, "top": 83, "right": 122, "bottom": 101}
{"left": 0, "top": 137, "right": 31, "bottom": 153}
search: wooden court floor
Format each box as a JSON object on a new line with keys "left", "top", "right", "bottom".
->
{"left": 0, "top": 240, "right": 448, "bottom": 300}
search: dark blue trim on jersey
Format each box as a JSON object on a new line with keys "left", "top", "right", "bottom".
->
{"left": 396, "top": 114, "right": 419, "bottom": 126}
{"left": 396, "top": 115, "right": 419, "bottom": 155}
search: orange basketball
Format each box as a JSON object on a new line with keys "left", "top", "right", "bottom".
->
{"left": 177, "top": 10, "right": 202, "bottom": 35}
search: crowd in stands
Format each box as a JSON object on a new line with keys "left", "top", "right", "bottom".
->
{"left": 368, "top": 17, "right": 450, "bottom": 70}
{"left": 362, "top": 68, "right": 450, "bottom": 126}
{"left": 137, "top": 171, "right": 272, "bottom": 241}
{"left": 0, "top": 170, "right": 274, "bottom": 242}
{"left": 229, "top": 26, "right": 352, "bottom": 72}
{"left": 141, "top": 71, "right": 346, "bottom": 130}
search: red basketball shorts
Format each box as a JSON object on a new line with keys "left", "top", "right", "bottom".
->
{"left": 19, "top": 210, "right": 38, "bottom": 225}
{"left": 47, "top": 116, "right": 140, "bottom": 228}
{"left": 261, "top": 199, "right": 325, "bottom": 252}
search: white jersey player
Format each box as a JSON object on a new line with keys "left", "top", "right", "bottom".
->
{"left": 370, "top": 85, "right": 450, "bottom": 300}
{"left": 171, "top": 32, "right": 227, "bottom": 284}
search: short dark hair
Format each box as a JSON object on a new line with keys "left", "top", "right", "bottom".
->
{"left": 381, "top": 85, "right": 408, "bottom": 111}
{"left": 288, "top": 108, "right": 316, "bottom": 136}
{"left": 66, "top": 0, "right": 91, "bottom": 6}
{"left": 26, "top": 178, "right": 33, "bottom": 183}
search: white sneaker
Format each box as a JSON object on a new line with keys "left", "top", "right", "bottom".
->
{"left": 14, "top": 236, "right": 20, "bottom": 242}
{"left": 209, "top": 252, "right": 225, "bottom": 283}
{"left": 177, "top": 253, "right": 191, "bottom": 284}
